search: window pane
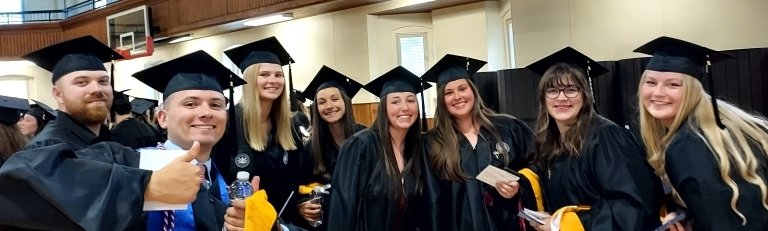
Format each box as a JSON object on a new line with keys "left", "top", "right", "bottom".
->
{"left": 397, "top": 34, "right": 430, "bottom": 117}
{"left": 0, "top": 78, "right": 29, "bottom": 99}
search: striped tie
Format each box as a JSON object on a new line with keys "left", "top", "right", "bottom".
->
{"left": 163, "top": 210, "right": 175, "bottom": 231}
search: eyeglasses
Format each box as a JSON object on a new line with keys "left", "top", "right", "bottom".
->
{"left": 545, "top": 87, "right": 580, "bottom": 99}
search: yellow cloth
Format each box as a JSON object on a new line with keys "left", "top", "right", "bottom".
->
{"left": 299, "top": 182, "right": 322, "bottom": 195}
{"left": 552, "top": 205, "right": 591, "bottom": 231}
{"left": 518, "top": 168, "right": 544, "bottom": 211}
{"left": 245, "top": 189, "right": 277, "bottom": 231}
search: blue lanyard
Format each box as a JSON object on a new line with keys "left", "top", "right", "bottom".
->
{"left": 211, "top": 162, "right": 231, "bottom": 204}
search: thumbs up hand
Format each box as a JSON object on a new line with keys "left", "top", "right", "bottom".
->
{"left": 144, "top": 141, "right": 204, "bottom": 204}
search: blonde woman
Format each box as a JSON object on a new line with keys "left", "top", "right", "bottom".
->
{"left": 225, "top": 37, "right": 305, "bottom": 226}
{"left": 636, "top": 37, "right": 768, "bottom": 230}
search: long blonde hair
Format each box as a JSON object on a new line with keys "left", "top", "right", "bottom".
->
{"left": 638, "top": 71, "right": 768, "bottom": 224}
{"left": 240, "top": 63, "right": 297, "bottom": 151}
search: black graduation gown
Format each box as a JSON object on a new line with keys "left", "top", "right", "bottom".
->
{"left": 111, "top": 118, "right": 160, "bottom": 149}
{"left": 301, "top": 124, "right": 367, "bottom": 185}
{"left": 665, "top": 124, "right": 768, "bottom": 230}
{"left": 296, "top": 124, "right": 366, "bottom": 230}
{"left": 25, "top": 111, "right": 112, "bottom": 151}
{"left": 428, "top": 115, "right": 534, "bottom": 231}
{"left": 539, "top": 115, "right": 663, "bottom": 231}
{"left": 0, "top": 142, "right": 149, "bottom": 230}
{"left": 234, "top": 107, "right": 306, "bottom": 225}
{"left": 327, "top": 129, "right": 426, "bottom": 231}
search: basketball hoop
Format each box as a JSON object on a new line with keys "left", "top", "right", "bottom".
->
{"left": 114, "top": 36, "right": 154, "bottom": 60}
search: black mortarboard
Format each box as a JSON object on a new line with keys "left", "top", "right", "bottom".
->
{"left": 0, "top": 95, "right": 30, "bottom": 125}
{"left": 223, "top": 36, "right": 294, "bottom": 71}
{"left": 422, "top": 54, "right": 487, "bottom": 87}
{"left": 525, "top": 47, "right": 609, "bottom": 77}
{"left": 130, "top": 98, "right": 158, "bottom": 115}
{"left": 28, "top": 99, "right": 57, "bottom": 122}
{"left": 364, "top": 66, "right": 432, "bottom": 98}
{"left": 112, "top": 89, "right": 131, "bottom": 107}
{"left": 131, "top": 50, "right": 247, "bottom": 100}
{"left": 22, "top": 36, "right": 124, "bottom": 84}
{"left": 634, "top": 36, "right": 733, "bottom": 129}
{"left": 302, "top": 65, "right": 364, "bottom": 100}
{"left": 634, "top": 36, "right": 733, "bottom": 79}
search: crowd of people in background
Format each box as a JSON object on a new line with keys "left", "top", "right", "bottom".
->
{"left": 0, "top": 34, "right": 767, "bottom": 231}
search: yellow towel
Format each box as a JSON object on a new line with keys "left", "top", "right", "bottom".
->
{"left": 299, "top": 183, "right": 322, "bottom": 195}
{"left": 245, "top": 189, "right": 277, "bottom": 231}
{"left": 551, "top": 205, "right": 590, "bottom": 231}
{"left": 518, "top": 168, "right": 544, "bottom": 211}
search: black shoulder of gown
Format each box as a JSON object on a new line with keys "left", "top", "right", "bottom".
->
{"left": 0, "top": 142, "right": 150, "bottom": 230}
{"left": 665, "top": 124, "right": 768, "bottom": 230}
{"left": 25, "top": 111, "right": 112, "bottom": 151}
{"left": 111, "top": 118, "right": 161, "bottom": 149}
{"left": 543, "top": 115, "right": 663, "bottom": 231}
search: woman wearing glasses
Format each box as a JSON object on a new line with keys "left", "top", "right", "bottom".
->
{"left": 524, "top": 48, "right": 663, "bottom": 231}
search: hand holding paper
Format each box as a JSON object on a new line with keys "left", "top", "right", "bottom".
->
{"left": 476, "top": 165, "right": 520, "bottom": 186}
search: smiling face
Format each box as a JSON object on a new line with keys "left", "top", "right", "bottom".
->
{"left": 158, "top": 90, "right": 227, "bottom": 149}
{"left": 53, "top": 70, "right": 113, "bottom": 125}
{"left": 544, "top": 83, "right": 583, "bottom": 125}
{"left": 386, "top": 92, "right": 419, "bottom": 131}
{"left": 442, "top": 79, "right": 475, "bottom": 120}
{"left": 315, "top": 87, "right": 346, "bottom": 124}
{"left": 640, "top": 70, "right": 685, "bottom": 126}
{"left": 255, "top": 63, "right": 285, "bottom": 101}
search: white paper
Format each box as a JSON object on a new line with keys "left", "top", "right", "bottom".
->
{"left": 139, "top": 149, "right": 196, "bottom": 211}
{"left": 475, "top": 165, "right": 520, "bottom": 187}
{"left": 518, "top": 208, "right": 549, "bottom": 225}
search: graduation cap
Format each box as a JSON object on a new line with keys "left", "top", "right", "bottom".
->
{"left": 301, "top": 65, "right": 364, "bottom": 100}
{"left": 634, "top": 36, "right": 733, "bottom": 129}
{"left": 224, "top": 36, "right": 294, "bottom": 71}
{"left": 364, "top": 66, "right": 432, "bottom": 98}
{"left": 112, "top": 89, "right": 131, "bottom": 107}
{"left": 224, "top": 36, "right": 297, "bottom": 113}
{"left": 28, "top": 99, "right": 57, "bottom": 122}
{"left": 130, "top": 98, "right": 158, "bottom": 115}
{"left": 131, "top": 50, "right": 247, "bottom": 100}
{"left": 526, "top": 47, "right": 609, "bottom": 109}
{"left": 0, "top": 95, "right": 30, "bottom": 125}
{"left": 22, "top": 36, "right": 124, "bottom": 84}
{"left": 422, "top": 54, "right": 487, "bottom": 87}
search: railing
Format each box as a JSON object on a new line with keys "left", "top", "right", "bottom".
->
{"left": 0, "top": 0, "right": 122, "bottom": 25}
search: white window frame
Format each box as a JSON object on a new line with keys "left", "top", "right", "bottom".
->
{"left": 395, "top": 33, "right": 431, "bottom": 117}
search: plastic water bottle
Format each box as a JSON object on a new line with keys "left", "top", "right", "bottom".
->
{"left": 308, "top": 186, "right": 325, "bottom": 227}
{"left": 229, "top": 171, "right": 253, "bottom": 200}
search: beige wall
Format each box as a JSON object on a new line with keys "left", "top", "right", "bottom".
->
{"left": 506, "top": 0, "right": 768, "bottom": 66}
{"left": 0, "top": 63, "right": 58, "bottom": 108}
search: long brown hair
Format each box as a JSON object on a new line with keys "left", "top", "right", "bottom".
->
{"left": 309, "top": 86, "right": 357, "bottom": 177}
{"left": 371, "top": 96, "right": 423, "bottom": 197}
{"left": 533, "top": 63, "right": 595, "bottom": 167}
{"left": 428, "top": 79, "right": 505, "bottom": 181}
{"left": 1, "top": 124, "right": 27, "bottom": 160}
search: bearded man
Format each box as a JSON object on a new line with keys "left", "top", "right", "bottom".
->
{"left": 23, "top": 36, "right": 121, "bottom": 150}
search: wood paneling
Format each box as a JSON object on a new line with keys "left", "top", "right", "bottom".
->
{"left": 62, "top": 17, "right": 107, "bottom": 42}
{"left": 226, "top": 0, "right": 292, "bottom": 14}
{"left": 173, "top": 0, "right": 227, "bottom": 25}
{"left": 0, "top": 23, "right": 63, "bottom": 59}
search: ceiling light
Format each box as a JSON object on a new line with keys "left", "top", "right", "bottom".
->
{"left": 169, "top": 35, "right": 194, "bottom": 44}
{"left": 244, "top": 13, "right": 293, "bottom": 27}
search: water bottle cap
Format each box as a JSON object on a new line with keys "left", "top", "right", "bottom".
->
{"left": 236, "top": 171, "right": 250, "bottom": 181}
